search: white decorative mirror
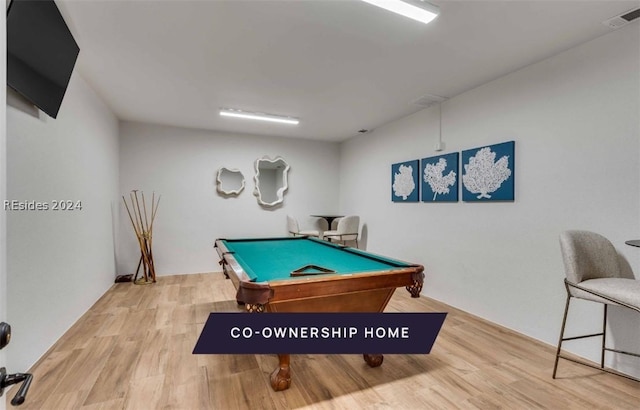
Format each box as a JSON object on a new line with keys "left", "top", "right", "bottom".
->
{"left": 253, "top": 156, "right": 290, "bottom": 207}
{"left": 216, "top": 167, "right": 245, "bottom": 196}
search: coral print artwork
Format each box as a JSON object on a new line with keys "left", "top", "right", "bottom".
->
{"left": 462, "top": 141, "right": 515, "bottom": 201}
{"left": 421, "top": 152, "right": 459, "bottom": 202}
{"left": 391, "top": 160, "right": 419, "bottom": 202}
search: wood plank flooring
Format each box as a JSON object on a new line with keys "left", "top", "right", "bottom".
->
{"left": 9, "top": 273, "right": 640, "bottom": 409}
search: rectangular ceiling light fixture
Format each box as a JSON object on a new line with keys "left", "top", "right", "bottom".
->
{"left": 361, "top": 0, "right": 439, "bottom": 24}
{"left": 219, "top": 108, "right": 299, "bottom": 125}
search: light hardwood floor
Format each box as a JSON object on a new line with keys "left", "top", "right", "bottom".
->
{"left": 9, "top": 273, "right": 640, "bottom": 409}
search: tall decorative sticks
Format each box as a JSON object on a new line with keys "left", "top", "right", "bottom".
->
{"left": 122, "top": 190, "right": 160, "bottom": 284}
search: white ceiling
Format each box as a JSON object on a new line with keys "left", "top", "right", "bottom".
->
{"left": 58, "top": 0, "right": 639, "bottom": 142}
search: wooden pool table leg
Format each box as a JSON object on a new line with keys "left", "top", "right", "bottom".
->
{"left": 363, "top": 354, "right": 384, "bottom": 367}
{"left": 270, "top": 354, "right": 292, "bottom": 391}
{"left": 406, "top": 279, "right": 423, "bottom": 298}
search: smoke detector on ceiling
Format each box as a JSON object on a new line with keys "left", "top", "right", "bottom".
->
{"left": 410, "top": 94, "right": 448, "bottom": 108}
{"left": 603, "top": 7, "right": 640, "bottom": 29}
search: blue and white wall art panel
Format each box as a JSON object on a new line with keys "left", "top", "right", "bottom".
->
{"left": 421, "top": 152, "right": 459, "bottom": 202}
{"left": 391, "top": 160, "right": 419, "bottom": 202}
{"left": 462, "top": 141, "right": 515, "bottom": 201}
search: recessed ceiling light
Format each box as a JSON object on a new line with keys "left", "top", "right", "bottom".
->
{"left": 361, "top": 0, "right": 439, "bottom": 25}
{"left": 219, "top": 108, "right": 299, "bottom": 125}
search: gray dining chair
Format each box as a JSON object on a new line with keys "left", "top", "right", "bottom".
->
{"left": 286, "top": 215, "right": 320, "bottom": 238}
{"left": 554, "top": 230, "right": 640, "bottom": 382}
{"left": 323, "top": 215, "right": 360, "bottom": 248}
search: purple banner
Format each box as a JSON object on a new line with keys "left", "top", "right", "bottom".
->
{"left": 193, "top": 312, "right": 446, "bottom": 354}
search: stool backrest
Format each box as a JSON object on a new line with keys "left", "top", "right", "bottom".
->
{"left": 559, "top": 230, "right": 621, "bottom": 284}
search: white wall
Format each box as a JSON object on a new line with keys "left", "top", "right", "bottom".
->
{"left": 118, "top": 122, "right": 340, "bottom": 276}
{"left": 0, "top": 9, "right": 7, "bottom": 410}
{"left": 6, "top": 73, "right": 119, "bottom": 372}
{"left": 339, "top": 24, "right": 640, "bottom": 378}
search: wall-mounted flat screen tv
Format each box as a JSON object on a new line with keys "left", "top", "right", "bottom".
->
{"left": 7, "top": 0, "right": 80, "bottom": 119}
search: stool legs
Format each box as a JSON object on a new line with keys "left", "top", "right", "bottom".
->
{"left": 553, "top": 294, "right": 571, "bottom": 379}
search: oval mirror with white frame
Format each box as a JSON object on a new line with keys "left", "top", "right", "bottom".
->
{"left": 253, "top": 156, "right": 290, "bottom": 207}
{"left": 216, "top": 167, "right": 245, "bottom": 196}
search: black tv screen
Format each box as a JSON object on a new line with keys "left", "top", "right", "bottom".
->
{"left": 7, "top": 0, "right": 80, "bottom": 119}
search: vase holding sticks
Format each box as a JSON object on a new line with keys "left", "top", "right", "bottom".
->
{"left": 122, "top": 190, "right": 160, "bottom": 285}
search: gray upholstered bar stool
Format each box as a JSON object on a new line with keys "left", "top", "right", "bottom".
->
{"left": 554, "top": 230, "right": 640, "bottom": 382}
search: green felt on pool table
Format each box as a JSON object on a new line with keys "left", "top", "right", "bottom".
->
{"left": 221, "top": 237, "right": 410, "bottom": 282}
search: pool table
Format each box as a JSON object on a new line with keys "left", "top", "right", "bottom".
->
{"left": 214, "top": 236, "right": 425, "bottom": 391}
